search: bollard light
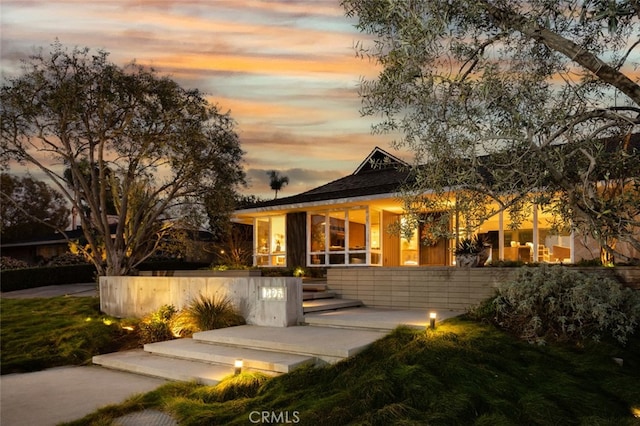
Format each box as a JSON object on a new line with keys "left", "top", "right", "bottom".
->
{"left": 429, "top": 312, "right": 437, "bottom": 329}
{"left": 234, "top": 359, "right": 243, "bottom": 375}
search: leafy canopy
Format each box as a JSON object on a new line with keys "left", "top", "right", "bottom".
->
{"left": 343, "top": 0, "right": 640, "bottom": 262}
{"left": 1, "top": 42, "right": 245, "bottom": 275}
{"left": 0, "top": 173, "right": 70, "bottom": 244}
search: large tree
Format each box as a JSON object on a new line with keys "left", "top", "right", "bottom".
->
{"left": 343, "top": 0, "right": 640, "bottom": 262}
{"left": 1, "top": 42, "right": 245, "bottom": 275}
{"left": 0, "top": 173, "right": 70, "bottom": 243}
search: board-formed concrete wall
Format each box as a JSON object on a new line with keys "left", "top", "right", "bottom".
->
{"left": 100, "top": 276, "right": 303, "bottom": 327}
{"left": 326, "top": 266, "right": 639, "bottom": 310}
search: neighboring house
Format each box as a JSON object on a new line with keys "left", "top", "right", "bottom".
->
{"left": 233, "top": 146, "right": 636, "bottom": 269}
{"left": 0, "top": 228, "right": 84, "bottom": 265}
{"left": 1, "top": 225, "right": 217, "bottom": 266}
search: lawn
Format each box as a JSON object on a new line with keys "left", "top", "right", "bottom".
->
{"left": 3, "top": 297, "right": 639, "bottom": 424}
{"left": 0, "top": 297, "right": 138, "bottom": 374}
{"left": 61, "top": 316, "right": 640, "bottom": 426}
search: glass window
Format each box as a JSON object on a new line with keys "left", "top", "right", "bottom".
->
{"left": 400, "top": 216, "right": 419, "bottom": 266}
{"left": 329, "top": 211, "right": 346, "bottom": 250}
{"left": 254, "top": 216, "right": 286, "bottom": 267}
{"left": 370, "top": 209, "right": 382, "bottom": 265}
{"left": 310, "top": 214, "right": 326, "bottom": 253}
{"left": 307, "top": 208, "right": 377, "bottom": 267}
{"left": 348, "top": 209, "right": 366, "bottom": 250}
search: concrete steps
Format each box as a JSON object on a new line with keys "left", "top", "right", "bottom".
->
{"left": 144, "top": 338, "right": 315, "bottom": 373}
{"left": 303, "top": 298, "right": 363, "bottom": 313}
{"left": 92, "top": 350, "right": 234, "bottom": 386}
{"left": 93, "top": 324, "right": 386, "bottom": 384}
{"left": 301, "top": 281, "right": 363, "bottom": 312}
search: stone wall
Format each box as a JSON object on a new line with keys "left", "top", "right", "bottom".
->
{"left": 100, "top": 276, "right": 303, "bottom": 327}
{"left": 327, "top": 266, "right": 640, "bottom": 310}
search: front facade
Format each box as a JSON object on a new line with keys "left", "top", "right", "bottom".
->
{"left": 233, "top": 148, "right": 599, "bottom": 269}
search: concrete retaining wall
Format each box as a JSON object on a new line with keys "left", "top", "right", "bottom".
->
{"left": 327, "top": 266, "right": 639, "bottom": 310}
{"left": 100, "top": 276, "right": 303, "bottom": 327}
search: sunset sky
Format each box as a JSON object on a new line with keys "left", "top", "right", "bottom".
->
{"left": 0, "top": 0, "right": 400, "bottom": 199}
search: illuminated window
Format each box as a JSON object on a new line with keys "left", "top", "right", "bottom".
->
{"left": 254, "top": 215, "right": 286, "bottom": 267}
{"left": 308, "top": 208, "right": 380, "bottom": 266}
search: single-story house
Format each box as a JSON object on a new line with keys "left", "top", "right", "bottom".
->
{"left": 233, "top": 147, "right": 621, "bottom": 269}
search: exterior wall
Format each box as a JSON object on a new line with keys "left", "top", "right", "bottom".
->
{"left": 286, "top": 212, "right": 306, "bottom": 268}
{"left": 100, "top": 276, "right": 303, "bottom": 327}
{"left": 327, "top": 266, "right": 640, "bottom": 310}
{"left": 327, "top": 267, "right": 514, "bottom": 310}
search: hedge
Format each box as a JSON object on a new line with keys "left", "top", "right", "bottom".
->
{"left": 1, "top": 264, "right": 97, "bottom": 292}
{"left": 0, "top": 261, "right": 210, "bottom": 292}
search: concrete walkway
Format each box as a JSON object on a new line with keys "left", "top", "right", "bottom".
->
{"left": 0, "top": 366, "right": 168, "bottom": 426}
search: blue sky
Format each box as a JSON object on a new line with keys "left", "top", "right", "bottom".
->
{"left": 0, "top": 0, "right": 399, "bottom": 198}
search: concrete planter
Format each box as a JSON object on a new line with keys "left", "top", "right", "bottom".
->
{"left": 99, "top": 275, "right": 302, "bottom": 327}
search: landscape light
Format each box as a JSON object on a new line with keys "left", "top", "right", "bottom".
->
{"left": 234, "top": 359, "right": 243, "bottom": 375}
{"left": 429, "top": 312, "right": 437, "bottom": 329}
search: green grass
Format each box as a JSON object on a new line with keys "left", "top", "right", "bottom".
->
{"left": 62, "top": 317, "right": 640, "bottom": 425}
{"left": 0, "top": 297, "right": 139, "bottom": 374}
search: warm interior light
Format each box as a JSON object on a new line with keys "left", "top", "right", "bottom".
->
{"left": 234, "top": 359, "right": 243, "bottom": 375}
{"left": 429, "top": 312, "right": 437, "bottom": 329}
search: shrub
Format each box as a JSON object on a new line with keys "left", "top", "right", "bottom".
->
{"left": 172, "top": 294, "right": 245, "bottom": 337}
{"left": 489, "top": 265, "right": 640, "bottom": 345}
{"left": 138, "top": 305, "right": 177, "bottom": 344}
{"left": 0, "top": 264, "right": 97, "bottom": 292}
{"left": 46, "top": 252, "right": 89, "bottom": 266}
{"left": 0, "top": 256, "right": 28, "bottom": 270}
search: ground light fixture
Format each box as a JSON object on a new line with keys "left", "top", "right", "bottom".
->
{"left": 429, "top": 312, "right": 437, "bottom": 329}
{"left": 234, "top": 359, "right": 243, "bottom": 375}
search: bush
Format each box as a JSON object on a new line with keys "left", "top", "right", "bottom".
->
{"left": 173, "top": 294, "right": 245, "bottom": 336}
{"left": 0, "top": 256, "right": 29, "bottom": 270}
{"left": 46, "top": 253, "right": 89, "bottom": 266}
{"left": 138, "top": 305, "right": 177, "bottom": 344}
{"left": 0, "top": 264, "right": 97, "bottom": 292}
{"left": 488, "top": 265, "right": 640, "bottom": 345}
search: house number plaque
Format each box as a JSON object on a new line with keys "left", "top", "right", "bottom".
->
{"left": 259, "top": 286, "right": 287, "bottom": 301}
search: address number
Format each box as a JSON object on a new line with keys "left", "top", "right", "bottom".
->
{"left": 260, "top": 286, "right": 286, "bottom": 301}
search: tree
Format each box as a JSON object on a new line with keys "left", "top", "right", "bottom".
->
{"left": 0, "top": 173, "right": 70, "bottom": 243}
{"left": 267, "top": 170, "right": 289, "bottom": 199}
{"left": 343, "top": 0, "right": 640, "bottom": 262}
{"left": 1, "top": 42, "right": 245, "bottom": 275}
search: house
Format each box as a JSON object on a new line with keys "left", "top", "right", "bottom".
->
{"left": 233, "top": 146, "right": 613, "bottom": 269}
{"left": 0, "top": 225, "right": 218, "bottom": 266}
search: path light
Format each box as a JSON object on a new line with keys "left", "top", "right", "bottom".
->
{"left": 429, "top": 312, "right": 437, "bottom": 329}
{"left": 234, "top": 359, "right": 243, "bottom": 375}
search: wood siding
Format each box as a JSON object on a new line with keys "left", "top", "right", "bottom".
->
{"left": 382, "top": 210, "right": 400, "bottom": 266}
{"left": 286, "top": 212, "right": 306, "bottom": 268}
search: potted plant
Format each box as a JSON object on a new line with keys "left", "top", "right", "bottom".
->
{"left": 454, "top": 235, "right": 489, "bottom": 267}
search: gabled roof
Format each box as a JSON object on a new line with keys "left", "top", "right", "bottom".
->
{"left": 353, "top": 146, "right": 409, "bottom": 174}
{"left": 240, "top": 147, "right": 411, "bottom": 210}
{"left": 236, "top": 133, "right": 639, "bottom": 213}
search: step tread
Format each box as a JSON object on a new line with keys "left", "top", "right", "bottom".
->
{"left": 302, "top": 291, "right": 336, "bottom": 300}
{"left": 93, "top": 350, "right": 235, "bottom": 385}
{"left": 144, "top": 338, "right": 315, "bottom": 373}
{"left": 303, "top": 298, "right": 363, "bottom": 313}
{"left": 193, "top": 325, "right": 385, "bottom": 358}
